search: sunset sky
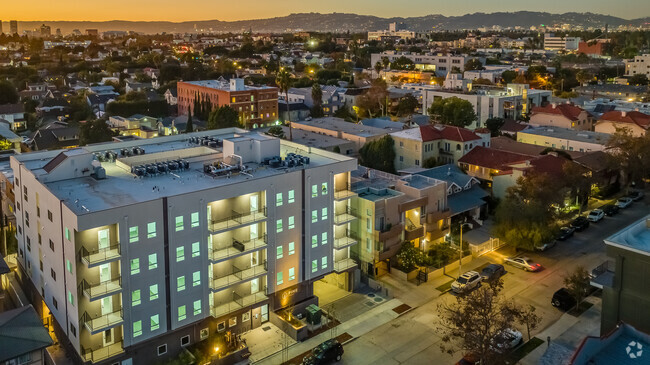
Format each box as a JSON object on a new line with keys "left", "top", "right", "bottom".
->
{"left": 3, "top": 0, "right": 649, "bottom": 21}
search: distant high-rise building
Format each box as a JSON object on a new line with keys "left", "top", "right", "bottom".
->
{"left": 10, "top": 20, "right": 18, "bottom": 35}
{"left": 40, "top": 24, "right": 51, "bottom": 37}
{"left": 0, "top": 21, "right": 3, "bottom": 34}
{"left": 56, "top": 28, "right": 62, "bottom": 37}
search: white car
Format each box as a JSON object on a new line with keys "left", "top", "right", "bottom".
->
{"left": 615, "top": 197, "right": 633, "bottom": 209}
{"left": 451, "top": 271, "right": 482, "bottom": 293}
{"left": 535, "top": 239, "right": 557, "bottom": 251}
{"left": 504, "top": 256, "right": 543, "bottom": 272}
{"left": 587, "top": 209, "right": 605, "bottom": 222}
{"left": 492, "top": 329, "right": 523, "bottom": 352}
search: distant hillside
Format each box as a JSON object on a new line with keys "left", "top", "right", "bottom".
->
{"left": 5, "top": 12, "right": 650, "bottom": 35}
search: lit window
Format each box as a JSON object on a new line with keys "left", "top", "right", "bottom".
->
{"left": 178, "top": 276, "right": 186, "bottom": 291}
{"left": 312, "top": 235, "right": 318, "bottom": 248}
{"left": 321, "top": 207, "right": 328, "bottom": 220}
{"left": 276, "top": 192, "right": 283, "bottom": 206}
{"left": 150, "top": 314, "right": 160, "bottom": 331}
{"left": 176, "top": 246, "right": 185, "bottom": 262}
{"left": 147, "top": 222, "right": 156, "bottom": 238}
{"left": 133, "top": 320, "right": 142, "bottom": 337}
{"left": 289, "top": 267, "right": 295, "bottom": 281}
{"left": 276, "top": 219, "right": 283, "bottom": 233}
{"left": 192, "top": 242, "right": 200, "bottom": 257}
{"left": 129, "top": 226, "right": 139, "bottom": 243}
{"left": 190, "top": 212, "right": 199, "bottom": 228}
{"left": 66, "top": 259, "right": 72, "bottom": 274}
{"left": 175, "top": 216, "right": 184, "bottom": 231}
{"left": 288, "top": 216, "right": 295, "bottom": 229}
{"left": 132, "top": 290, "right": 141, "bottom": 306}
{"left": 277, "top": 271, "right": 283, "bottom": 285}
{"left": 321, "top": 256, "right": 328, "bottom": 269}
{"left": 178, "top": 305, "right": 186, "bottom": 321}
{"left": 321, "top": 232, "right": 328, "bottom": 245}
{"left": 311, "top": 210, "right": 317, "bottom": 223}
{"left": 150, "top": 284, "right": 159, "bottom": 300}
{"left": 321, "top": 183, "right": 328, "bottom": 195}
{"left": 193, "top": 300, "right": 201, "bottom": 315}
{"left": 192, "top": 271, "right": 201, "bottom": 287}
{"left": 276, "top": 246, "right": 283, "bottom": 259}
{"left": 65, "top": 228, "right": 70, "bottom": 241}
{"left": 288, "top": 190, "right": 295, "bottom": 203}
{"left": 130, "top": 258, "right": 140, "bottom": 275}
{"left": 67, "top": 291, "right": 74, "bottom": 306}
{"left": 312, "top": 185, "right": 318, "bottom": 197}
{"left": 147, "top": 253, "right": 157, "bottom": 270}
{"left": 312, "top": 260, "right": 317, "bottom": 273}
{"left": 288, "top": 242, "right": 295, "bottom": 255}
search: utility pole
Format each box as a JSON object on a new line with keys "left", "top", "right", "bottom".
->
{"left": 458, "top": 220, "right": 464, "bottom": 276}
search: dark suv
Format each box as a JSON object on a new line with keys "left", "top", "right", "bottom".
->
{"left": 552, "top": 288, "right": 577, "bottom": 311}
{"left": 303, "top": 339, "right": 344, "bottom": 364}
{"left": 570, "top": 216, "right": 590, "bottom": 232}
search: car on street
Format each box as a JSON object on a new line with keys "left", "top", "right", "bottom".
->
{"left": 628, "top": 191, "right": 645, "bottom": 202}
{"left": 587, "top": 209, "right": 605, "bottom": 222}
{"left": 302, "top": 339, "right": 344, "bottom": 365}
{"left": 504, "top": 257, "right": 543, "bottom": 272}
{"left": 615, "top": 197, "right": 633, "bottom": 209}
{"left": 551, "top": 288, "right": 577, "bottom": 311}
{"left": 557, "top": 226, "right": 575, "bottom": 241}
{"left": 480, "top": 264, "right": 506, "bottom": 282}
{"left": 535, "top": 239, "right": 557, "bottom": 251}
{"left": 451, "top": 271, "right": 482, "bottom": 293}
{"left": 455, "top": 354, "right": 478, "bottom": 365}
{"left": 570, "top": 216, "right": 590, "bottom": 232}
{"left": 601, "top": 204, "right": 619, "bottom": 216}
{"left": 492, "top": 329, "right": 523, "bottom": 352}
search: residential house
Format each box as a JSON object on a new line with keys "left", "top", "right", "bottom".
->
{"left": 35, "top": 98, "right": 69, "bottom": 118}
{"left": 595, "top": 110, "right": 650, "bottom": 137}
{"left": 283, "top": 86, "right": 345, "bottom": 116}
{"left": 108, "top": 114, "right": 159, "bottom": 138}
{"left": 498, "top": 119, "right": 532, "bottom": 138}
{"left": 30, "top": 122, "right": 80, "bottom": 150}
{"left": 87, "top": 93, "right": 117, "bottom": 118}
{"left": 0, "top": 305, "right": 54, "bottom": 365}
{"left": 517, "top": 127, "right": 610, "bottom": 152}
{"left": 458, "top": 146, "right": 531, "bottom": 185}
{"left": 529, "top": 103, "right": 595, "bottom": 131}
{"left": 0, "top": 104, "right": 26, "bottom": 131}
{"left": 278, "top": 101, "right": 310, "bottom": 123}
{"left": 164, "top": 88, "right": 178, "bottom": 106}
{"left": 125, "top": 80, "right": 153, "bottom": 94}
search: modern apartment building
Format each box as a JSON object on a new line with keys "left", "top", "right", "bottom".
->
{"left": 543, "top": 33, "right": 580, "bottom": 51}
{"left": 624, "top": 54, "right": 650, "bottom": 77}
{"left": 176, "top": 79, "right": 278, "bottom": 129}
{"left": 10, "top": 128, "right": 357, "bottom": 364}
{"left": 370, "top": 52, "right": 472, "bottom": 76}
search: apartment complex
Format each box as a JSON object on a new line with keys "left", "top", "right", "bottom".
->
{"left": 592, "top": 215, "right": 650, "bottom": 335}
{"left": 367, "top": 23, "right": 420, "bottom": 41}
{"left": 370, "top": 52, "right": 471, "bottom": 76}
{"left": 624, "top": 54, "right": 650, "bottom": 77}
{"left": 529, "top": 103, "right": 595, "bottom": 131}
{"left": 11, "top": 128, "right": 357, "bottom": 364}
{"left": 176, "top": 79, "right": 278, "bottom": 129}
{"left": 543, "top": 33, "right": 580, "bottom": 51}
{"left": 517, "top": 127, "right": 610, "bottom": 152}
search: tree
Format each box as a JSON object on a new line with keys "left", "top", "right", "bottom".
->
{"left": 396, "top": 241, "right": 422, "bottom": 272}
{"left": 501, "top": 70, "right": 518, "bottom": 84}
{"left": 563, "top": 266, "right": 591, "bottom": 311}
{"left": 390, "top": 56, "right": 415, "bottom": 71}
{"left": 465, "top": 58, "right": 484, "bottom": 71}
{"left": 0, "top": 81, "right": 19, "bottom": 104}
{"left": 517, "top": 305, "right": 542, "bottom": 341}
{"left": 185, "top": 111, "right": 194, "bottom": 133}
{"left": 422, "top": 156, "right": 440, "bottom": 168}
{"left": 428, "top": 97, "right": 477, "bottom": 127}
{"left": 358, "top": 135, "right": 396, "bottom": 173}
{"left": 485, "top": 118, "right": 505, "bottom": 137}
{"left": 267, "top": 125, "right": 284, "bottom": 139}
{"left": 311, "top": 83, "right": 324, "bottom": 118}
{"left": 605, "top": 128, "right": 650, "bottom": 186}
{"left": 275, "top": 69, "right": 293, "bottom": 140}
{"left": 628, "top": 74, "right": 649, "bottom": 86}
{"left": 356, "top": 79, "right": 388, "bottom": 118}
{"left": 575, "top": 70, "right": 593, "bottom": 86}
{"left": 207, "top": 106, "right": 240, "bottom": 130}
{"left": 80, "top": 120, "right": 115, "bottom": 145}
{"left": 438, "top": 281, "right": 522, "bottom": 365}
{"left": 374, "top": 61, "right": 383, "bottom": 79}
{"left": 395, "top": 93, "right": 418, "bottom": 117}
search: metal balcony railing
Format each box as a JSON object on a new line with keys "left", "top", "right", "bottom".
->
{"left": 334, "top": 184, "right": 357, "bottom": 201}
{"left": 81, "top": 340, "right": 124, "bottom": 363}
{"left": 210, "top": 261, "right": 268, "bottom": 292}
{"left": 334, "top": 230, "right": 359, "bottom": 250}
{"left": 334, "top": 258, "right": 358, "bottom": 273}
{"left": 209, "top": 234, "right": 268, "bottom": 263}
{"left": 79, "top": 276, "right": 122, "bottom": 301}
{"left": 210, "top": 292, "right": 268, "bottom": 318}
{"left": 334, "top": 207, "right": 358, "bottom": 225}
{"left": 81, "top": 309, "right": 123, "bottom": 334}
{"left": 80, "top": 244, "right": 121, "bottom": 267}
{"left": 209, "top": 207, "right": 267, "bottom": 232}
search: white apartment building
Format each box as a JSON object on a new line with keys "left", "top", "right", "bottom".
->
{"left": 370, "top": 52, "right": 472, "bottom": 76}
{"left": 11, "top": 128, "right": 357, "bottom": 364}
{"left": 543, "top": 33, "right": 580, "bottom": 51}
{"left": 624, "top": 54, "right": 650, "bottom": 77}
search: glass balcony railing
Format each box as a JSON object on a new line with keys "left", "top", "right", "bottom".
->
{"left": 334, "top": 184, "right": 357, "bottom": 201}
{"left": 334, "top": 258, "right": 358, "bottom": 273}
{"left": 81, "top": 309, "right": 123, "bottom": 334}
{"left": 334, "top": 207, "right": 358, "bottom": 225}
{"left": 210, "top": 292, "right": 268, "bottom": 318}
{"left": 210, "top": 261, "right": 268, "bottom": 292}
{"left": 334, "top": 231, "right": 359, "bottom": 250}
{"left": 209, "top": 234, "right": 267, "bottom": 263}
{"left": 82, "top": 340, "right": 124, "bottom": 363}
{"left": 80, "top": 277, "right": 122, "bottom": 301}
{"left": 209, "top": 207, "right": 267, "bottom": 233}
{"left": 80, "top": 244, "right": 120, "bottom": 267}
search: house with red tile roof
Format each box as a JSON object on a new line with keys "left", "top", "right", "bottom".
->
{"left": 595, "top": 110, "right": 650, "bottom": 137}
{"left": 530, "top": 103, "right": 595, "bottom": 131}
{"left": 391, "top": 124, "right": 490, "bottom": 171}
{"left": 458, "top": 146, "right": 531, "bottom": 181}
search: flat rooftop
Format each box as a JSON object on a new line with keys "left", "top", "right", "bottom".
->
{"left": 519, "top": 127, "right": 610, "bottom": 145}
{"left": 14, "top": 129, "right": 354, "bottom": 215}
{"left": 293, "top": 117, "right": 401, "bottom": 138}
{"left": 605, "top": 214, "right": 650, "bottom": 255}
{"left": 182, "top": 80, "right": 275, "bottom": 91}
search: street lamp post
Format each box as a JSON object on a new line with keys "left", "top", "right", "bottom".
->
{"left": 458, "top": 219, "right": 465, "bottom": 276}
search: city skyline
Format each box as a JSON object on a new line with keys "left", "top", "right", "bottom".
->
{"left": 3, "top": 0, "right": 650, "bottom": 22}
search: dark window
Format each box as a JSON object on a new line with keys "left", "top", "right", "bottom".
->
{"left": 51, "top": 269, "right": 56, "bottom": 281}
{"left": 49, "top": 240, "right": 54, "bottom": 252}
{"left": 181, "top": 335, "right": 190, "bottom": 347}
{"left": 70, "top": 324, "right": 76, "bottom": 337}
{"left": 157, "top": 344, "right": 167, "bottom": 356}
{"left": 48, "top": 210, "right": 53, "bottom": 221}
{"left": 53, "top": 297, "right": 58, "bottom": 310}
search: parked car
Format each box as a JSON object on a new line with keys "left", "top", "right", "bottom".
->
{"left": 451, "top": 271, "right": 482, "bottom": 293}
{"left": 492, "top": 328, "right": 523, "bottom": 352}
{"left": 570, "top": 216, "right": 590, "bottom": 232}
{"left": 480, "top": 264, "right": 506, "bottom": 282}
{"left": 535, "top": 239, "right": 557, "bottom": 251}
{"left": 615, "top": 197, "right": 633, "bottom": 209}
{"left": 601, "top": 204, "right": 619, "bottom": 216}
{"left": 504, "top": 257, "right": 543, "bottom": 272}
{"left": 628, "top": 191, "right": 645, "bottom": 202}
{"left": 303, "top": 339, "right": 344, "bottom": 365}
{"left": 557, "top": 226, "right": 575, "bottom": 241}
{"left": 587, "top": 209, "right": 605, "bottom": 222}
{"left": 455, "top": 354, "right": 478, "bottom": 365}
{"left": 551, "top": 288, "right": 577, "bottom": 311}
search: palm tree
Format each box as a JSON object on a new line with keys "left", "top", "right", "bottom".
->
{"left": 374, "top": 61, "right": 383, "bottom": 79}
{"left": 275, "top": 68, "right": 293, "bottom": 140}
{"left": 381, "top": 57, "right": 390, "bottom": 71}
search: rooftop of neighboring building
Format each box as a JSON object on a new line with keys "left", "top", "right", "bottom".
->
{"left": 181, "top": 79, "right": 275, "bottom": 91}
{"left": 416, "top": 164, "right": 478, "bottom": 191}
{"left": 531, "top": 103, "right": 589, "bottom": 121}
{"left": 575, "top": 84, "right": 647, "bottom": 94}
{"left": 359, "top": 117, "right": 406, "bottom": 130}
{"left": 519, "top": 126, "right": 610, "bottom": 145}
{"left": 604, "top": 214, "right": 650, "bottom": 255}
{"left": 490, "top": 136, "right": 585, "bottom": 158}
{"left": 293, "top": 117, "right": 401, "bottom": 137}
{"left": 571, "top": 322, "right": 650, "bottom": 365}
{"left": 599, "top": 110, "right": 650, "bottom": 130}
{"left": 391, "top": 124, "right": 483, "bottom": 143}
{"left": 258, "top": 126, "right": 351, "bottom": 150}
{"left": 0, "top": 104, "right": 25, "bottom": 115}
{"left": 458, "top": 146, "right": 530, "bottom": 170}
{"left": 0, "top": 305, "right": 54, "bottom": 363}
{"left": 499, "top": 119, "right": 531, "bottom": 134}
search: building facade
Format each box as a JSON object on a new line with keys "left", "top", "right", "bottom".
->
{"left": 11, "top": 129, "right": 357, "bottom": 364}
{"left": 370, "top": 52, "right": 471, "bottom": 76}
{"left": 624, "top": 54, "right": 650, "bottom": 77}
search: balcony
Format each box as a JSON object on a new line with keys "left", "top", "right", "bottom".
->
{"left": 210, "top": 261, "right": 268, "bottom": 292}
{"left": 209, "top": 207, "right": 267, "bottom": 233}
{"left": 334, "top": 207, "right": 358, "bottom": 225}
{"left": 210, "top": 292, "right": 268, "bottom": 318}
{"left": 80, "top": 244, "right": 121, "bottom": 268}
{"left": 334, "top": 258, "right": 358, "bottom": 273}
{"left": 81, "top": 309, "right": 123, "bottom": 335}
{"left": 334, "top": 185, "right": 357, "bottom": 201}
{"left": 80, "top": 277, "right": 122, "bottom": 301}
{"left": 378, "top": 223, "right": 403, "bottom": 242}
{"left": 590, "top": 261, "right": 615, "bottom": 289}
{"left": 210, "top": 234, "right": 268, "bottom": 263}
{"left": 82, "top": 340, "right": 124, "bottom": 363}
{"left": 334, "top": 231, "right": 358, "bottom": 250}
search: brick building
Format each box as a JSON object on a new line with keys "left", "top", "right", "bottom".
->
{"left": 177, "top": 79, "right": 279, "bottom": 129}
